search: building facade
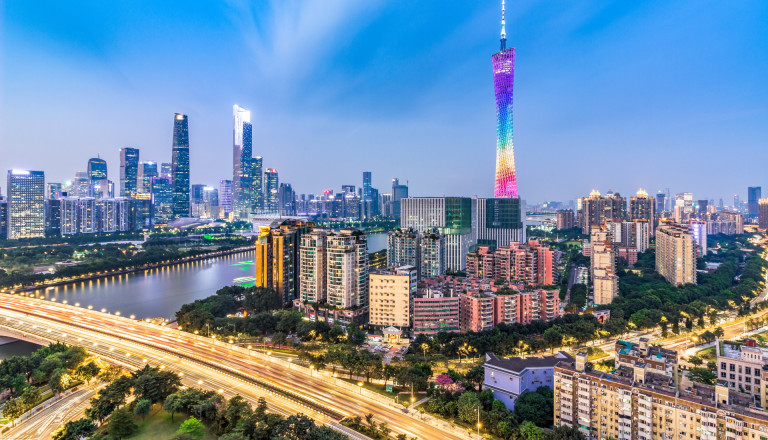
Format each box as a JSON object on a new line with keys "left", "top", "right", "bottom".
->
{"left": 484, "top": 352, "right": 571, "bottom": 410}
{"left": 325, "top": 229, "right": 368, "bottom": 309}
{"left": 368, "top": 265, "right": 417, "bottom": 328}
{"left": 119, "top": 147, "right": 139, "bottom": 197}
{"left": 171, "top": 113, "right": 190, "bottom": 218}
{"left": 656, "top": 222, "right": 697, "bottom": 286}
{"left": 254, "top": 219, "right": 312, "bottom": 303}
{"left": 6, "top": 170, "right": 45, "bottom": 239}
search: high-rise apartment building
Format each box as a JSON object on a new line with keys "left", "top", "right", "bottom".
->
{"left": 232, "top": 105, "right": 252, "bottom": 219}
{"left": 387, "top": 228, "right": 419, "bottom": 268}
{"left": 556, "top": 209, "right": 575, "bottom": 230}
{"left": 581, "top": 190, "right": 606, "bottom": 234}
{"left": 0, "top": 200, "right": 6, "bottom": 239}
{"left": 656, "top": 222, "right": 697, "bottom": 286}
{"left": 492, "top": 0, "right": 518, "bottom": 199}
{"left": 254, "top": 219, "right": 312, "bottom": 303}
{"left": 6, "top": 170, "right": 45, "bottom": 239}
{"left": 299, "top": 229, "right": 327, "bottom": 303}
{"left": 477, "top": 198, "right": 524, "bottom": 248}
{"left": 264, "top": 169, "right": 279, "bottom": 214}
{"left": 98, "top": 198, "right": 128, "bottom": 232}
{"left": 591, "top": 226, "right": 618, "bottom": 305}
{"left": 420, "top": 230, "right": 447, "bottom": 278}
{"left": 369, "top": 265, "right": 417, "bottom": 328}
{"left": 748, "top": 186, "right": 762, "bottom": 217}
{"left": 466, "top": 240, "right": 555, "bottom": 286}
{"left": 172, "top": 113, "right": 190, "bottom": 218}
{"left": 119, "top": 148, "right": 139, "bottom": 197}
{"left": 326, "top": 229, "right": 368, "bottom": 309}
{"left": 629, "top": 189, "right": 655, "bottom": 231}
{"left": 412, "top": 291, "right": 460, "bottom": 335}
{"left": 401, "top": 197, "right": 476, "bottom": 271}
{"left": 759, "top": 199, "right": 768, "bottom": 230}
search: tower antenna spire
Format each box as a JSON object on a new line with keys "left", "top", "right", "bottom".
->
{"left": 500, "top": 0, "right": 507, "bottom": 51}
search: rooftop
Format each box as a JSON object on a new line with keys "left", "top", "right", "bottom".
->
{"left": 485, "top": 351, "right": 572, "bottom": 373}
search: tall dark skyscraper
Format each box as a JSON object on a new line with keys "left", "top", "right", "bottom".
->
{"left": 363, "top": 172, "right": 372, "bottom": 200}
{"left": 391, "top": 178, "right": 409, "bottom": 219}
{"left": 87, "top": 157, "right": 108, "bottom": 198}
{"left": 748, "top": 186, "right": 761, "bottom": 217}
{"left": 172, "top": 113, "right": 190, "bottom": 218}
{"left": 252, "top": 156, "right": 263, "bottom": 213}
{"left": 265, "top": 168, "right": 279, "bottom": 213}
{"left": 119, "top": 147, "right": 139, "bottom": 197}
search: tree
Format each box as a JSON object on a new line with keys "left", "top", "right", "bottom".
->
{"left": 688, "top": 356, "right": 704, "bottom": 366}
{"left": 520, "top": 420, "right": 544, "bottom": 440}
{"left": 49, "top": 368, "right": 70, "bottom": 394}
{"left": 2, "top": 398, "right": 25, "bottom": 427}
{"left": 134, "top": 398, "right": 152, "bottom": 421}
{"left": 688, "top": 367, "right": 717, "bottom": 385}
{"left": 457, "top": 391, "right": 481, "bottom": 424}
{"left": 164, "top": 393, "right": 185, "bottom": 423}
{"left": 178, "top": 416, "right": 206, "bottom": 439}
{"left": 514, "top": 388, "right": 553, "bottom": 427}
{"left": 76, "top": 361, "right": 101, "bottom": 383}
{"left": 543, "top": 327, "right": 564, "bottom": 350}
{"left": 53, "top": 418, "right": 98, "bottom": 440}
{"left": 548, "top": 425, "right": 586, "bottom": 440}
{"left": 108, "top": 407, "right": 138, "bottom": 439}
{"left": 497, "top": 421, "right": 514, "bottom": 439}
{"left": 21, "top": 386, "right": 41, "bottom": 412}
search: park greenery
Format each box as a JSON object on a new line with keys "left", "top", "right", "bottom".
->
{"left": 1, "top": 343, "right": 99, "bottom": 427}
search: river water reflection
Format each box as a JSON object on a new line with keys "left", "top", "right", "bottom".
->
{"left": 26, "top": 233, "right": 388, "bottom": 321}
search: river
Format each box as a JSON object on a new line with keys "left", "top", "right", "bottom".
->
{"left": 22, "top": 232, "right": 388, "bottom": 322}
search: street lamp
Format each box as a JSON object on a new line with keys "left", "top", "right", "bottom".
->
{"left": 357, "top": 382, "right": 363, "bottom": 394}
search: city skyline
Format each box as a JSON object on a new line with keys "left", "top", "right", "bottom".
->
{"left": 2, "top": 1, "right": 767, "bottom": 202}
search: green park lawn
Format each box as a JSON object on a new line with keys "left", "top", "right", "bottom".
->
{"left": 100, "top": 407, "right": 216, "bottom": 440}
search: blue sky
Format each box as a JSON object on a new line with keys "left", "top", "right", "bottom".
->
{"left": 1, "top": 0, "right": 767, "bottom": 203}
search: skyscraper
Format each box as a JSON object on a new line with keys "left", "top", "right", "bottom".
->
{"left": 119, "top": 147, "right": 139, "bottom": 197}
{"left": 252, "top": 156, "right": 263, "bottom": 213}
{"left": 265, "top": 168, "right": 279, "bottom": 214}
{"left": 151, "top": 177, "right": 173, "bottom": 224}
{"left": 493, "top": 0, "right": 518, "bottom": 198}
{"left": 656, "top": 222, "right": 697, "bottom": 286}
{"left": 137, "top": 162, "right": 158, "bottom": 194}
{"left": 172, "top": 113, "right": 190, "bottom": 218}
{"left": 391, "top": 178, "right": 408, "bottom": 219}
{"left": 87, "top": 157, "right": 108, "bottom": 198}
{"left": 759, "top": 199, "right": 768, "bottom": 229}
{"left": 47, "top": 182, "right": 62, "bottom": 199}
{"left": 7, "top": 170, "right": 45, "bottom": 239}
{"left": 219, "top": 180, "right": 233, "bottom": 217}
{"left": 232, "top": 105, "right": 252, "bottom": 219}
{"left": 748, "top": 186, "right": 762, "bottom": 217}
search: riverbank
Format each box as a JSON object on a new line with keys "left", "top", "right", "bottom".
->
{"left": 7, "top": 245, "right": 256, "bottom": 294}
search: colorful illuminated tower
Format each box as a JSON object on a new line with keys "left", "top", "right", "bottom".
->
{"left": 493, "top": 0, "right": 517, "bottom": 198}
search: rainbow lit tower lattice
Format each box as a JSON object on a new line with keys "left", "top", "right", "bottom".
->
{"left": 493, "top": 0, "right": 517, "bottom": 198}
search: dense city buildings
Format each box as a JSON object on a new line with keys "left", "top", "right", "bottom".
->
{"left": 552, "top": 339, "right": 768, "bottom": 440}
{"left": 629, "top": 189, "right": 655, "bottom": 232}
{"left": 460, "top": 288, "right": 560, "bottom": 332}
{"left": 556, "top": 209, "right": 575, "bottom": 230}
{"left": 401, "top": 197, "right": 476, "bottom": 271}
{"left": 6, "top": 170, "right": 45, "bottom": 239}
{"left": 466, "top": 240, "right": 556, "bottom": 286}
{"left": 368, "top": 265, "right": 417, "bottom": 329}
{"left": 412, "top": 290, "right": 460, "bottom": 335}
{"left": 387, "top": 228, "right": 447, "bottom": 279}
{"left": 716, "top": 339, "right": 768, "bottom": 405}
{"left": 656, "top": 222, "right": 697, "bottom": 286}
{"left": 119, "top": 147, "right": 139, "bottom": 197}
{"left": 254, "top": 219, "right": 312, "bottom": 303}
{"left": 171, "top": 113, "right": 190, "bottom": 218}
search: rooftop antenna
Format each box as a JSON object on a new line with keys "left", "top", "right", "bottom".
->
{"left": 500, "top": 0, "right": 507, "bottom": 51}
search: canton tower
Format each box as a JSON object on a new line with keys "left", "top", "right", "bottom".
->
{"left": 493, "top": 0, "right": 518, "bottom": 198}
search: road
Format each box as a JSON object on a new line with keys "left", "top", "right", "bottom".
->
{"left": 0, "top": 294, "right": 470, "bottom": 440}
